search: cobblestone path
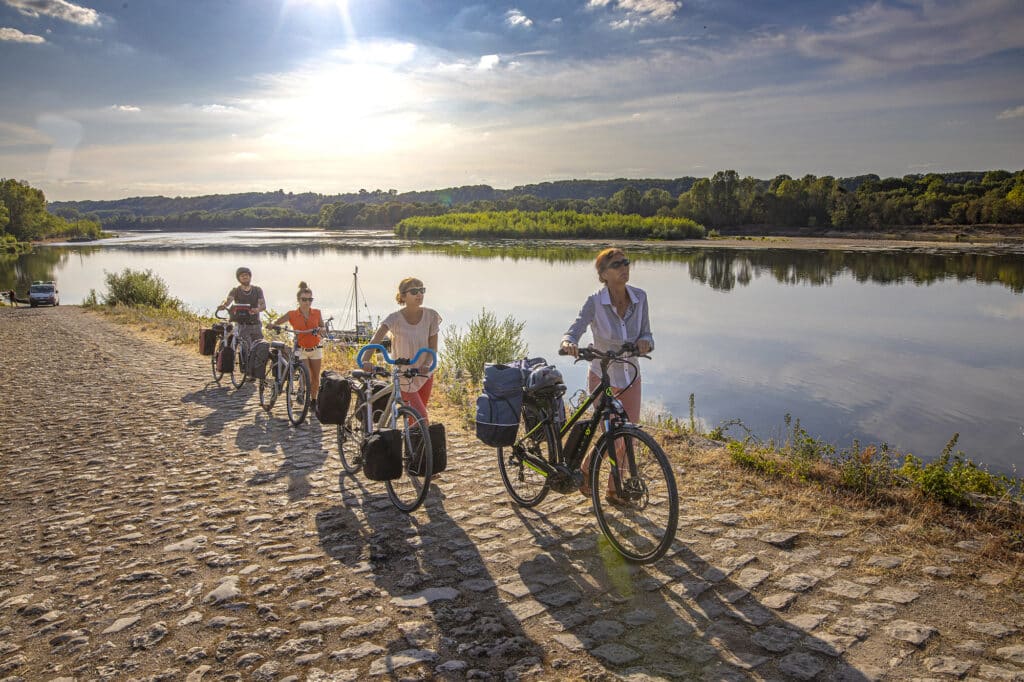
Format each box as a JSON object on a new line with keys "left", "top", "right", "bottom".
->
{"left": 1, "top": 306, "right": 1022, "bottom": 681}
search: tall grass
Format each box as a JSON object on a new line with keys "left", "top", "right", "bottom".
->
{"left": 396, "top": 209, "right": 706, "bottom": 240}
{"left": 438, "top": 308, "right": 528, "bottom": 385}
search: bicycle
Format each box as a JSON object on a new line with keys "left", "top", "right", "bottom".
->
{"left": 211, "top": 307, "right": 256, "bottom": 389}
{"left": 258, "top": 325, "right": 315, "bottom": 426}
{"left": 496, "top": 343, "right": 679, "bottom": 563}
{"left": 337, "top": 343, "right": 437, "bottom": 513}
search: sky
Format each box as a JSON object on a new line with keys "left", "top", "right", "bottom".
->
{"left": 1, "top": 0, "right": 1022, "bottom": 201}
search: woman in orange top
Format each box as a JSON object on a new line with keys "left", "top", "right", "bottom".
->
{"left": 272, "top": 281, "right": 326, "bottom": 410}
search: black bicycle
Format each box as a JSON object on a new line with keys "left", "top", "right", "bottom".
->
{"left": 497, "top": 344, "right": 679, "bottom": 563}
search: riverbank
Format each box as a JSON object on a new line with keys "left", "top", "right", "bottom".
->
{"left": 2, "top": 303, "right": 1022, "bottom": 681}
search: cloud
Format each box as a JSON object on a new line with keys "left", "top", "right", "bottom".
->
{"left": 587, "top": 0, "right": 681, "bottom": 27}
{"left": 477, "top": 54, "right": 500, "bottom": 71}
{"left": 4, "top": 0, "right": 100, "bottom": 26}
{"left": 505, "top": 9, "right": 532, "bottom": 28}
{"left": 997, "top": 105, "right": 1024, "bottom": 120}
{"left": 0, "top": 26, "right": 45, "bottom": 42}
{"left": 110, "top": 104, "right": 140, "bottom": 112}
{"left": 794, "top": 0, "right": 1024, "bottom": 75}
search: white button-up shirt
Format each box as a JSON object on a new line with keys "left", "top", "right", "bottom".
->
{"left": 562, "top": 285, "right": 655, "bottom": 389}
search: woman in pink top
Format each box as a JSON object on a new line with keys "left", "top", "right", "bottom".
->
{"left": 363, "top": 277, "right": 441, "bottom": 421}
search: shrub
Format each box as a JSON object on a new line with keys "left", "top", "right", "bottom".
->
{"left": 102, "top": 268, "right": 181, "bottom": 308}
{"left": 898, "top": 434, "right": 1014, "bottom": 507}
{"left": 439, "top": 308, "right": 527, "bottom": 385}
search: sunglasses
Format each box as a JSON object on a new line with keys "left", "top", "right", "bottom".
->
{"left": 606, "top": 258, "right": 630, "bottom": 269}
{"left": 404, "top": 287, "right": 426, "bottom": 295}
{"left": 300, "top": 297, "right": 313, "bottom": 302}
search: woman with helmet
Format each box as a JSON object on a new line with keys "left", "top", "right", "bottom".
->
{"left": 362, "top": 277, "right": 441, "bottom": 421}
{"left": 560, "top": 247, "right": 654, "bottom": 503}
{"left": 217, "top": 266, "right": 267, "bottom": 346}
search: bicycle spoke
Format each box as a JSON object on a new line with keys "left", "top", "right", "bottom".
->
{"left": 591, "top": 428, "right": 678, "bottom": 563}
{"left": 385, "top": 406, "right": 432, "bottom": 512}
{"left": 497, "top": 442, "right": 550, "bottom": 507}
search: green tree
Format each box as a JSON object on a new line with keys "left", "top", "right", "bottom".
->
{"left": 0, "top": 179, "right": 51, "bottom": 241}
{"left": 610, "top": 185, "right": 642, "bottom": 214}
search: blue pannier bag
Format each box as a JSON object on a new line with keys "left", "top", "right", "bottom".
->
{"left": 474, "top": 361, "right": 531, "bottom": 447}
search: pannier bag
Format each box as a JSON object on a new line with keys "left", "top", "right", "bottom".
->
{"left": 199, "top": 328, "right": 218, "bottom": 356}
{"left": 407, "top": 423, "right": 447, "bottom": 476}
{"left": 216, "top": 344, "right": 235, "bottom": 373}
{"left": 317, "top": 371, "right": 352, "bottom": 424}
{"left": 362, "top": 429, "right": 403, "bottom": 481}
{"left": 474, "top": 362, "right": 529, "bottom": 447}
{"left": 246, "top": 340, "right": 270, "bottom": 380}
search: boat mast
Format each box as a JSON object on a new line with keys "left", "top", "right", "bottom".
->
{"left": 353, "top": 266, "right": 359, "bottom": 334}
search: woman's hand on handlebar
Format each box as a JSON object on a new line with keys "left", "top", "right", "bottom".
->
{"left": 559, "top": 341, "right": 578, "bottom": 358}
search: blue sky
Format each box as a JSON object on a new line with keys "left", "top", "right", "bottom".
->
{"left": 1, "top": 0, "right": 1022, "bottom": 201}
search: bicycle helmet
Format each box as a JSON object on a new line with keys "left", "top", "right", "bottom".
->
{"left": 526, "top": 364, "right": 564, "bottom": 394}
{"left": 236, "top": 266, "right": 252, "bottom": 280}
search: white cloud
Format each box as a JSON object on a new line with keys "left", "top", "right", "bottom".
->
{"left": 505, "top": 9, "right": 532, "bottom": 28}
{"left": 0, "top": 26, "right": 45, "bottom": 42}
{"left": 997, "top": 105, "right": 1024, "bottom": 120}
{"left": 477, "top": 54, "right": 500, "bottom": 71}
{"left": 588, "top": 0, "right": 681, "bottom": 27}
{"left": 110, "top": 104, "right": 140, "bottom": 112}
{"left": 4, "top": 0, "right": 100, "bottom": 26}
{"left": 794, "top": 0, "right": 1024, "bottom": 75}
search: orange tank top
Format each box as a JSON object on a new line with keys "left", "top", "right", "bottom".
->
{"left": 287, "top": 308, "right": 322, "bottom": 348}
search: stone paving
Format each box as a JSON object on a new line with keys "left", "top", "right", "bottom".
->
{"left": 1, "top": 306, "right": 1023, "bottom": 681}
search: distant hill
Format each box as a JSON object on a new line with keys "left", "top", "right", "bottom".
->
{"left": 50, "top": 172, "right": 997, "bottom": 219}
{"left": 50, "top": 178, "right": 702, "bottom": 218}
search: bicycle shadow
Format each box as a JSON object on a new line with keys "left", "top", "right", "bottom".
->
{"left": 181, "top": 380, "right": 256, "bottom": 437}
{"left": 506, "top": 496, "right": 874, "bottom": 680}
{"left": 241, "top": 411, "right": 328, "bottom": 502}
{"left": 314, "top": 479, "right": 544, "bottom": 678}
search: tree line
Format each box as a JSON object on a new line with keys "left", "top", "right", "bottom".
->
{"left": 395, "top": 210, "right": 705, "bottom": 240}
{"left": 1, "top": 179, "right": 106, "bottom": 253}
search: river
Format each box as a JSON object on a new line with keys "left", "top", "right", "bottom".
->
{"left": 4, "top": 228, "right": 1023, "bottom": 476}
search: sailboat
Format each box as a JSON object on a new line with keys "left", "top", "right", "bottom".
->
{"left": 328, "top": 266, "right": 375, "bottom": 346}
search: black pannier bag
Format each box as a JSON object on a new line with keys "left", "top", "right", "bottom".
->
{"left": 362, "top": 429, "right": 403, "bottom": 481}
{"left": 246, "top": 340, "right": 270, "bottom": 379}
{"left": 475, "top": 362, "right": 529, "bottom": 447}
{"left": 216, "top": 344, "right": 235, "bottom": 373}
{"left": 199, "top": 328, "right": 217, "bottom": 356}
{"left": 407, "top": 423, "right": 447, "bottom": 476}
{"left": 317, "top": 371, "right": 352, "bottom": 424}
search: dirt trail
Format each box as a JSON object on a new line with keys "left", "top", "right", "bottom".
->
{"left": 0, "top": 306, "right": 1021, "bottom": 681}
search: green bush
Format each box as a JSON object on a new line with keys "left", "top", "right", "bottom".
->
{"left": 898, "top": 434, "right": 1014, "bottom": 507}
{"left": 439, "top": 308, "right": 527, "bottom": 385}
{"left": 396, "top": 209, "right": 706, "bottom": 240}
{"left": 102, "top": 268, "right": 181, "bottom": 308}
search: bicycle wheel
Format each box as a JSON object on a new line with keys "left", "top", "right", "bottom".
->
{"left": 211, "top": 338, "right": 225, "bottom": 383}
{"left": 258, "top": 374, "right": 277, "bottom": 411}
{"left": 385, "top": 406, "right": 432, "bottom": 512}
{"left": 229, "top": 341, "right": 246, "bottom": 389}
{"left": 286, "top": 361, "right": 310, "bottom": 425}
{"left": 591, "top": 427, "right": 678, "bottom": 564}
{"left": 337, "top": 400, "right": 367, "bottom": 474}
{"left": 497, "top": 440, "right": 550, "bottom": 507}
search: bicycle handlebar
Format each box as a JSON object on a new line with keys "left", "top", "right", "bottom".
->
{"left": 214, "top": 309, "right": 229, "bottom": 320}
{"left": 356, "top": 344, "right": 438, "bottom": 371}
{"left": 558, "top": 342, "right": 650, "bottom": 361}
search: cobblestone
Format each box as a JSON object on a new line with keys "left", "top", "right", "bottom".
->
{"left": 1, "top": 306, "right": 1022, "bottom": 680}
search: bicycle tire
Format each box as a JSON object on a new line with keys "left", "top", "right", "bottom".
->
{"left": 229, "top": 341, "right": 246, "bottom": 389}
{"left": 385, "top": 406, "right": 432, "bottom": 512}
{"left": 337, "top": 406, "right": 366, "bottom": 474}
{"left": 286, "top": 361, "right": 311, "bottom": 425}
{"left": 591, "top": 426, "right": 678, "bottom": 564}
{"left": 497, "top": 443, "right": 550, "bottom": 507}
{"left": 258, "top": 375, "right": 277, "bottom": 411}
{"left": 211, "top": 339, "right": 225, "bottom": 383}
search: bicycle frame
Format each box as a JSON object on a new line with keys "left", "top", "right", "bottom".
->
{"left": 514, "top": 354, "right": 635, "bottom": 489}
{"left": 353, "top": 344, "right": 437, "bottom": 433}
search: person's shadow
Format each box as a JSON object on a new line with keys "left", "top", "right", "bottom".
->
{"left": 315, "top": 475, "right": 543, "bottom": 678}
{"left": 507, "top": 493, "right": 874, "bottom": 680}
{"left": 181, "top": 380, "right": 256, "bottom": 437}
{"left": 240, "top": 408, "right": 328, "bottom": 502}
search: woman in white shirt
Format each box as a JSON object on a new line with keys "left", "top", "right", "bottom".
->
{"left": 560, "top": 247, "right": 654, "bottom": 502}
{"left": 364, "top": 277, "right": 441, "bottom": 421}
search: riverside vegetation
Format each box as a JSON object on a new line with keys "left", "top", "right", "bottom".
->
{"left": 85, "top": 269, "right": 1024, "bottom": 562}
{"left": 0, "top": 178, "right": 109, "bottom": 253}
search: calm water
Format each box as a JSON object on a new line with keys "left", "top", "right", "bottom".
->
{"left": 5, "top": 229, "right": 1023, "bottom": 475}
